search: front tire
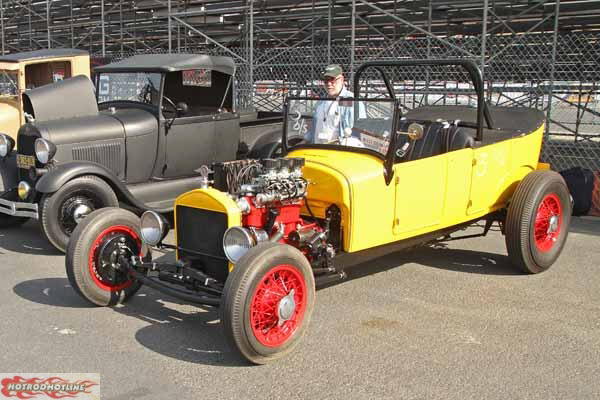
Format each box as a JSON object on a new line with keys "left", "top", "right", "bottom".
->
{"left": 40, "top": 175, "right": 118, "bottom": 253}
{"left": 66, "top": 207, "right": 145, "bottom": 306}
{"left": 505, "top": 170, "right": 571, "bottom": 274}
{"left": 221, "top": 242, "right": 316, "bottom": 364}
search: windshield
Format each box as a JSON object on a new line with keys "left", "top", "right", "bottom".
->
{"left": 97, "top": 72, "right": 162, "bottom": 106}
{"left": 285, "top": 97, "right": 395, "bottom": 156}
{"left": 0, "top": 70, "right": 19, "bottom": 97}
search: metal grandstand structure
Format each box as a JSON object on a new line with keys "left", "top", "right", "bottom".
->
{"left": 1, "top": 0, "right": 600, "bottom": 171}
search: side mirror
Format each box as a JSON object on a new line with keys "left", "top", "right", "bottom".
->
{"left": 176, "top": 102, "right": 189, "bottom": 117}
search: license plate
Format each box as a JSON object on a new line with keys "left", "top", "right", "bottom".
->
{"left": 16, "top": 154, "right": 36, "bottom": 169}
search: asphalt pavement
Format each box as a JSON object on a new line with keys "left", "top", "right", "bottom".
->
{"left": 0, "top": 217, "right": 599, "bottom": 400}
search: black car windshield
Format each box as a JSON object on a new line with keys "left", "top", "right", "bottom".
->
{"left": 0, "top": 70, "right": 19, "bottom": 97}
{"left": 285, "top": 97, "right": 395, "bottom": 157}
{"left": 97, "top": 72, "right": 162, "bottom": 106}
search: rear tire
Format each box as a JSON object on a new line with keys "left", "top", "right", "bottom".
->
{"left": 40, "top": 175, "right": 118, "bottom": 253}
{"left": 221, "top": 242, "right": 315, "bottom": 364}
{"left": 505, "top": 170, "right": 571, "bottom": 274}
{"left": 66, "top": 207, "right": 146, "bottom": 306}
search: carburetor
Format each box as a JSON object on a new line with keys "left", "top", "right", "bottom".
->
{"left": 240, "top": 158, "right": 307, "bottom": 206}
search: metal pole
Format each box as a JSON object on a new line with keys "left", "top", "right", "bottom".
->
{"left": 101, "top": 0, "right": 105, "bottom": 56}
{"left": 481, "top": 0, "right": 489, "bottom": 73}
{"left": 70, "top": 0, "right": 74, "bottom": 48}
{"left": 425, "top": 0, "right": 432, "bottom": 105}
{"left": 546, "top": 0, "right": 560, "bottom": 136}
{"left": 481, "top": 0, "right": 489, "bottom": 103}
{"left": 351, "top": 0, "right": 355, "bottom": 83}
{"left": 47, "top": 0, "right": 51, "bottom": 49}
{"left": 249, "top": 0, "right": 254, "bottom": 109}
{"left": 120, "top": 1, "right": 123, "bottom": 56}
{"left": 1, "top": 0, "right": 5, "bottom": 55}
{"left": 133, "top": 0, "right": 136, "bottom": 52}
{"left": 177, "top": 1, "right": 181, "bottom": 52}
{"left": 311, "top": 0, "right": 315, "bottom": 85}
{"left": 168, "top": 0, "right": 172, "bottom": 53}
{"left": 327, "top": 0, "right": 332, "bottom": 63}
{"left": 29, "top": 0, "right": 32, "bottom": 49}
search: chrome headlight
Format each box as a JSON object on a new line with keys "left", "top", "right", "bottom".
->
{"left": 140, "top": 211, "right": 168, "bottom": 246}
{"left": 223, "top": 226, "right": 266, "bottom": 263}
{"left": 34, "top": 138, "right": 57, "bottom": 164}
{"left": 0, "top": 134, "right": 15, "bottom": 158}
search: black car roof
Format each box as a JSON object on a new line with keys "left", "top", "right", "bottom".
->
{"left": 95, "top": 54, "right": 236, "bottom": 75}
{"left": 0, "top": 48, "right": 89, "bottom": 63}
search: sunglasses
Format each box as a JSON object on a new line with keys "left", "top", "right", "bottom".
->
{"left": 323, "top": 76, "right": 342, "bottom": 84}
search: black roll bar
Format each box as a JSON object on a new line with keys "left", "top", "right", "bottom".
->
{"left": 353, "top": 59, "right": 494, "bottom": 142}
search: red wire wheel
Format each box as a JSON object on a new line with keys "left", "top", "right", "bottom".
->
{"left": 249, "top": 264, "right": 307, "bottom": 347}
{"left": 88, "top": 225, "right": 141, "bottom": 292}
{"left": 66, "top": 208, "right": 146, "bottom": 307}
{"left": 534, "top": 193, "right": 562, "bottom": 252}
{"left": 221, "top": 242, "right": 316, "bottom": 364}
{"left": 506, "top": 171, "right": 571, "bottom": 274}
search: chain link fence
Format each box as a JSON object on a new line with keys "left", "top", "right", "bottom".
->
{"left": 93, "top": 31, "right": 600, "bottom": 173}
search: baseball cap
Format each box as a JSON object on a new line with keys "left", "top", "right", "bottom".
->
{"left": 322, "top": 64, "right": 343, "bottom": 79}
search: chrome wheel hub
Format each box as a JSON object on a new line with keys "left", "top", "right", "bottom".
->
{"left": 548, "top": 215, "right": 559, "bottom": 234}
{"left": 277, "top": 289, "right": 296, "bottom": 326}
{"left": 73, "top": 204, "right": 93, "bottom": 224}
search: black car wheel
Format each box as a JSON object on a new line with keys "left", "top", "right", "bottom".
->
{"left": 66, "top": 207, "right": 146, "bottom": 306}
{"left": 505, "top": 170, "right": 572, "bottom": 274}
{"left": 40, "top": 175, "right": 118, "bottom": 253}
{"left": 221, "top": 242, "right": 315, "bottom": 364}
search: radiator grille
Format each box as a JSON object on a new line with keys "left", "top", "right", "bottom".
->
{"left": 176, "top": 205, "right": 229, "bottom": 281}
{"left": 72, "top": 142, "right": 121, "bottom": 175}
{"left": 16, "top": 134, "right": 39, "bottom": 184}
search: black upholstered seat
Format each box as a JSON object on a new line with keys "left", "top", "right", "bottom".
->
{"left": 395, "top": 119, "right": 474, "bottom": 162}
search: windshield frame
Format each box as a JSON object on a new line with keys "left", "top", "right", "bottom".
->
{"left": 0, "top": 69, "right": 20, "bottom": 98}
{"left": 282, "top": 95, "right": 400, "bottom": 159}
{"left": 95, "top": 71, "right": 164, "bottom": 108}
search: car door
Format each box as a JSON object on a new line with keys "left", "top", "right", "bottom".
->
{"left": 467, "top": 142, "right": 512, "bottom": 215}
{"left": 213, "top": 112, "right": 240, "bottom": 163}
{"left": 392, "top": 154, "right": 448, "bottom": 236}
{"left": 162, "top": 115, "right": 216, "bottom": 179}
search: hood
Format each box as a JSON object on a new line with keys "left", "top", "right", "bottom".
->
{"left": 287, "top": 147, "right": 386, "bottom": 185}
{"left": 22, "top": 75, "right": 98, "bottom": 123}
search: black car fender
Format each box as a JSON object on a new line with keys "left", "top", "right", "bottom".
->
{"left": 35, "top": 161, "right": 147, "bottom": 210}
{"left": 0, "top": 152, "right": 19, "bottom": 195}
{"left": 247, "top": 126, "right": 283, "bottom": 159}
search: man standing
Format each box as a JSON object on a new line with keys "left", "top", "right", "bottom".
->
{"left": 307, "top": 64, "right": 364, "bottom": 144}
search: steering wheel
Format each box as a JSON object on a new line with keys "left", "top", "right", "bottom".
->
{"left": 161, "top": 95, "right": 178, "bottom": 117}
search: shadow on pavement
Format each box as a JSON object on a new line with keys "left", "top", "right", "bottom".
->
{"left": 12, "top": 239, "right": 522, "bottom": 367}
{"left": 13, "top": 277, "right": 96, "bottom": 308}
{"left": 569, "top": 216, "right": 600, "bottom": 237}
{"left": 0, "top": 220, "right": 62, "bottom": 256}
{"left": 13, "top": 275, "right": 247, "bottom": 367}
{"left": 328, "top": 243, "right": 521, "bottom": 287}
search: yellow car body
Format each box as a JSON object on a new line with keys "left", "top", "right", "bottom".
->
{"left": 173, "top": 122, "right": 544, "bottom": 260}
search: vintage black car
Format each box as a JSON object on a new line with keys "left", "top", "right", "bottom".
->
{"left": 0, "top": 54, "right": 282, "bottom": 252}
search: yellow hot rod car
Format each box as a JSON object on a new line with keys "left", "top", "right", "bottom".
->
{"left": 66, "top": 60, "right": 571, "bottom": 364}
